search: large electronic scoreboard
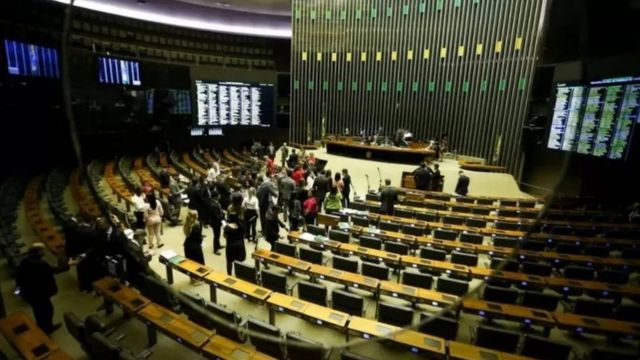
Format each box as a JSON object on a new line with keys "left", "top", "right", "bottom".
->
{"left": 195, "top": 80, "right": 274, "bottom": 127}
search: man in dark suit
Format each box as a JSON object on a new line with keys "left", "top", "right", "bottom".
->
{"left": 431, "top": 163, "right": 442, "bottom": 191}
{"left": 379, "top": 178, "right": 398, "bottom": 215}
{"left": 313, "top": 170, "right": 330, "bottom": 205}
{"left": 413, "top": 162, "right": 432, "bottom": 191}
{"left": 455, "top": 170, "right": 470, "bottom": 196}
{"left": 15, "top": 243, "right": 70, "bottom": 334}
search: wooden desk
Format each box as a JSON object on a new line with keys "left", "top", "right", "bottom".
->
{"left": 24, "top": 177, "right": 66, "bottom": 255}
{"left": 338, "top": 242, "right": 402, "bottom": 265}
{"left": 468, "top": 268, "right": 547, "bottom": 289}
{"left": 545, "top": 277, "right": 640, "bottom": 299}
{"left": 308, "top": 264, "right": 380, "bottom": 293}
{"left": 204, "top": 271, "right": 272, "bottom": 304}
{"left": 104, "top": 161, "right": 133, "bottom": 211}
{"left": 0, "top": 312, "right": 61, "bottom": 360}
{"left": 448, "top": 341, "right": 535, "bottom": 360}
{"left": 379, "top": 281, "right": 458, "bottom": 308}
{"left": 325, "top": 140, "right": 435, "bottom": 164}
{"left": 133, "top": 158, "right": 170, "bottom": 197}
{"left": 347, "top": 316, "right": 400, "bottom": 340}
{"left": 137, "top": 303, "right": 213, "bottom": 350}
{"left": 529, "top": 232, "right": 636, "bottom": 247}
{"left": 43, "top": 350, "right": 74, "bottom": 360}
{"left": 159, "top": 254, "right": 213, "bottom": 284}
{"left": 554, "top": 312, "right": 640, "bottom": 340}
{"left": 93, "top": 277, "right": 151, "bottom": 313}
{"left": 397, "top": 186, "right": 539, "bottom": 206}
{"left": 401, "top": 256, "right": 470, "bottom": 277}
{"left": 461, "top": 299, "right": 555, "bottom": 335}
{"left": 201, "top": 335, "right": 277, "bottom": 360}
{"left": 69, "top": 168, "right": 102, "bottom": 218}
{"left": 252, "top": 249, "right": 312, "bottom": 274}
{"left": 287, "top": 232, "right": 342, "bottom": 251}
{"left": 266, "top": 293, "right": 349, "bottom": 330}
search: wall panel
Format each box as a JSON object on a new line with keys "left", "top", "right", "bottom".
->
{"left": 291, "top": 0, "right": 549, "bottom": 174}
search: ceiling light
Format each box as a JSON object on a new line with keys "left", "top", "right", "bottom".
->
{"left": 50, "top": 0, "right": 291, "bottom": 38}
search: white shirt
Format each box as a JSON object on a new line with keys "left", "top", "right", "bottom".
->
{"left": 131, "top": 194, "right": 149, "bottom": 212}
{"left": 243, "top": 196, "right": 259, "bottom": 211}
{"left": 207, "top": 167, "right": 218, "bottom": 182}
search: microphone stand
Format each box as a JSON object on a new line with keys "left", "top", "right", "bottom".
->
{"left": 377, "top": 167, "right": 383, "bottom": 192}
{"left": 365, "top": 174, "right": 371, "bottom": 194}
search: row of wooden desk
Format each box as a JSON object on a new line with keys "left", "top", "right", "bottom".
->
{"left": 93, "top": 277, "right": 275, "bottom": 359}
{"left": 351, "top": 205, "right": 638, "bottom": 248}
{"left": 158, "top": 253, "right": 536, "bottom": 359}
{"left": 348, "top": 223, "right": 640, "bottom": 270}
{"left": 252, "top": 247, "right": 640, "bottom": 343}
{"left": 23, "top": 176, "right": 65, "bottom": 255}
{"left": 69, "top": 168, "right": 103, "bottom": 218}
{"left": 287, "top": 231, "right": 640, "bottom": 299}
{"left": 0, "top": 312, "right": 72, "bottom": 360}
{"left": 133, "top": 158, "right": 170, "bottom": 197}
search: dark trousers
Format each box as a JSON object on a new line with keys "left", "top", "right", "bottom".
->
{"left": 342, "top": 192, "right": 350, "bottom": 208}
{"left": 134, "top": 211, "right": 145, "bottom": 229}
{"left": 244, "top": 209, "right": 258, "bottom": 242}
{"left": 225, "top": 245, "right": 242, "bottom": 275}
{"left": 304, "top": 214, "right": 316, "bottom": 226}
{"left": 259, "top": 209, "right": 267, "bottom": 237}
{"left": 212, "top": 223, "right": 222, "bottom": 252}
{"left": 28, "top": 297, "right": 54, "bottom": 332}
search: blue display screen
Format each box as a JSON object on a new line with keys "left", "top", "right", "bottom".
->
{"left": 4, "top": 39, "right": 60, "bottom": 78}
{"left": 98, "top": 56, "right": 141, "bottom": 86}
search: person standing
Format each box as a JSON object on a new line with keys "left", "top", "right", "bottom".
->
{"left": 278, "top": 171, "right": 296, "bottom": 221}
{"left": 341, "top": 169, "right": 351, "bottom": 208}
{"left": 280, "top": 143, "right": 289, "bottom": 168}
{"left": 224, "top": 197, "right": 246, "bottom": 275}
{"left": 257, "top": 175, "right": 277, "bottom": 238}
{"left": 183, "top": 212, "right": 205, "bottom": 285}
{"left": 313, "top": 170, "right": 330, "bottom": 205}
{"left": 287, "top": 149, "right": 299, "bottom": 169}
{"left": 431, "top": 163, "right": 442, "bottom": 191}
{"left": 15, "top": 243, "right": 70, "bottom": 334}
{"left": 144, "top": 192, "right": 164, "bottom": 249}
{"left": 289, "top": 199, "right": 304, "bottom": 231}
{"left": 455, "top": 170, "right": 470, "bottom": 196}
{"left": 130, "top": 187, "right": 148, "bottom": 229}
{"left": 203, "top": 192, "right": 224, "bottom": 255}
{"left": 264, "top": 204, "right": 288, "bottom": 250}
{"left": 413, "top": 162, "right": 432, "bottom": 191}
{"left": 323, "top": 186, "right": 343, "bottom": 214}
{"left": 268, "top": 141, "right": 275, "bottom": 157}
{"left": 379, "top": 178, "right": 398, "bottom": 215}
{"left": 303, "top": 190, "right": 319, "bottom": 225}
{"left": 242, "top": 187, "right": 259, "bottom": 243}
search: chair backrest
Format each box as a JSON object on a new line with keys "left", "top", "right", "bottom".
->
{"left": 247, "top": 319, "right": 283, "bottom": 359}
{"left": 556, "top": 243, "right": 582, "bottom": 255}
{"left": 495, "top": 221, "right": 520, "bottom": 231}
{"left": 622, "top": 248, "right": 640, "bottom": 259}
{"left": 63, "top": 312, "right": 87, "bottom": 347}
{"left": 436, "top": 277, "right": 469, "bottom": 296}
{"left": 234, "top": 261, "right": 257, "bottom": 284}
{"left": 598, "top": 269, "right": 629, "bottom": 284}
{"left": 451, "top": 206, "right": 472, "bottom": 214}
{"left": 459, "top": 233, "right": 483, "bottom": 244}
{"left": 521, "top": 239, "right": 546, "bottom": 251}
{"left": 433, "top": 229, "right": 458, "bottom": 240}
{"left": 564, "top": 265, "right": 594, "bottom": 280}
{"left": 359, "top": 235, "right": 382, "bottom": 250}
{"left": 333, "top": 255, "right": 359, "bottom": 273}
{"left": 402, "top": 224, "right": 424, "bottom": 236}
{"left": 450, "top": 251, "right": 478, "bottom": 267}
{"left": 261, "top": 269, "right": 288, "bottom": 294}
{"left": 425, "top": 202, "right": 446, "bottom": 211}
{"left": 299, "top": 247, "right": 323, "bottom": 265}
{"left": 306, "top": 224, "right": 326, "bottom": 237}
{"left": 415, "top": 212, "right": 438, "bottom": 222}
{"left": 521, "top": 290, "right": 560, "bottom": 311}
{"left": 350, "top": 201, "right": 367, "bottom": 211}
{"left": 483, "top": 285, "right": 519, "bottom": 304}
{"left": 88, "top": 332, "right": 121, "bottom": 360}
{"left": 205, "top": 301, "right": 242, "bottom": 342}
{"left": 361, "top": 262, "right": 389, "bottom": 280}
{"left": 140, "top": 274, "right": 177, "bottom": 311}
{"left": 329, "top": 229, "right": 350, "bottom": 243}
{"left": 401, "top": 271, "right": 433, "bottom": 290}
{"left": 521, "top": 334, "right": 572, "bottom": 360}
{"left": 384, "top": 241, "right": 409, "bottom": 256}
{"left": 377, "top": 302, "right": 413, "bottom": 327}
{"left": 394, "top": 208, "right": 414, "bottom": 219}
{"left": 492, "top": 236, "right": 519, "bottom": 248}
{"left": 332, "top": 289, "right": 364, "bottom": 316}
{"left": 590, "top": 347, "right": 639, "bottom": 360}
{"left": 613, "top": 305, "right": 640, "bottom": 324}
{"left": 472, "top": 208, "right": 491, "bottom": 215}
{"left": 456, "top": 197, "right": 475, "bottom": 204}
{"left": 465, "top": 218, "right": 487, "bottom": 228}
{"left": 418, "top": 312, "right": 458, "bottom": 340}
{"left": 489, "top": 257, "right": 520, "bottom": 272}
{"left": 476, "top": 198, "right": 494, "bottom": 206}
{"left": 419, "top": 247, "right": 447, "bottom": 261}
{"left": 341, "top": 351, "right": 376, "bottom": 360}
{"left": 297, "top": 280, "right": 327, "bottom": 307}
{"left": 379, "top": 221, "right": 400, "bottom": 232}
{"left": 274, "top": 241, "right": 297, "bottom": 257}
{"left": 475, "top": 325, "right": 520, "bottom": 353}
{"left": 351, "top": 216, "right": 369, "bottom": 227}
{"left": 518, "top": 201, "right": 536, "bottom": 208}
{"left": 584, "top": 245, "right": 610, "bottom": 258}
{"left": 285, "top": 332, "right": 326, "bottom": 360}
{"left": 521, "top": 261, "right": 552, "bottom": 277}
{"left": 443, "top": 216, "right": 465, "bottom": 225}
{"left": 574, "top": 298, "right": 614, "bottom": 318}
